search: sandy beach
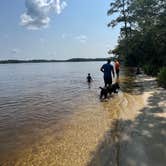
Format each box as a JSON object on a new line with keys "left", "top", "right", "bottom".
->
{"left": 118, "top": 74, "right": 166, "bottom": 166}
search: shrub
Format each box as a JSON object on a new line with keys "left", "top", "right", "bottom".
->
{"left": 158, "top": 67, "right": 166, "bottom": 88}
{"left": 143, "top": 65, "right": 159, "bottom": 76}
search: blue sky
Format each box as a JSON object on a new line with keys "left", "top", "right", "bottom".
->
{"left": 0, "top": 0, "right": 120, "bottom": 60}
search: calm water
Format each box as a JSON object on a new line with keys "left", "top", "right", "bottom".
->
{"left": 0, "top": 62, "right": 137, "bottom": 166}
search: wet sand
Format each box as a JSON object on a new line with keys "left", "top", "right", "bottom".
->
{"left": 0, "top": 91, "right": 123, "bottom": 166}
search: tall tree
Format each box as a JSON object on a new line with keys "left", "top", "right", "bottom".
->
{"left": 107, "top": 0, "right": 132, "bottom": 38}
{"left": 129, "top": 0, "right": 159, "bottom": 32}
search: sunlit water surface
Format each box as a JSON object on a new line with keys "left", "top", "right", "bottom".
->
{"left": 0, "top": 62, "right": 140, "bottom": 166}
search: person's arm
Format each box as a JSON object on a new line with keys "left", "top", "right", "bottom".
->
{"left": 100, "top": 65, "right": 104, "bottom": 73}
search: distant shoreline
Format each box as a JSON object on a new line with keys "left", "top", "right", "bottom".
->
{"left": 0, "top": 58, "right": 108, "bottom": 64}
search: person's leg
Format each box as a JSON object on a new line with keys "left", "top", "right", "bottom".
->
{"left": 105, "top": 82, "right": 108, "bottom": 87}
{"left": 116, "top": 69, "right": 119, "bottom": 79}
{"left": 108, "top": 77, "right": 112, "bottom": 86}
{"left": 104, "top": 77, "right": 108, "bottom": 87}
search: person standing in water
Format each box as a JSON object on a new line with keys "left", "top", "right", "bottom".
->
{"left": 87, "top": 73, "right": 92, "bottom": 83}
{"left": 87, "top": 73, "right": 93, "bottom": 89}
{"left": 100, "top": 59, "right": 115, "bottom": 87}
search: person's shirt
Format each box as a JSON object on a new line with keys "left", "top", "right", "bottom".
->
{"left": 115, "top": 61, "right": 120, "bottom": 70}
{"left": 87, "top": 76, "right": 92, "bottom": 82}
{"left": 101, "top": 63, "right": 114, "bottom": 78}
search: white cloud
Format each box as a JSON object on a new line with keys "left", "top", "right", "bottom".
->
{"left": 20, "top": 0, "right": 67, "bottom": 30}
{"left": 56, "top": 1, "right": 67, "bottom": 14}
{"left": 11, "top": 48, "right": 21, "bottom": 54}
{"left": 61, "top": 33, "right": 88, "bottom": 43}
{"left": 61, "top": 33, "right": 73, "bottom": 39}
{"left": 75, "top": 35, "right": 87, "bottom": 43}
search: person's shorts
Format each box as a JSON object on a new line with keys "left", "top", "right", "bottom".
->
{"left": 116, "top": 69, "right": 119, "bottom": 77}
{"left": 104, "top": 77, "right": 112, "bottom": 86}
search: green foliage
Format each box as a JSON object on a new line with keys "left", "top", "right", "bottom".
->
{"left": 143, "top": 65, "right": 159, "bottom": 76}
{"left": 108, "top": 0, "right": 166, "bottom": 78}
{"left": 129, "top": 0, "right": 159, "bottom": 32}
{"left": 158, "top": 67, "right": 166, "bottom": 88}
{"left": 107, "top": 0, "right": 132, "bottom": 38}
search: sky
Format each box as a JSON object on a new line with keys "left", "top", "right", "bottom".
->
{"left": 0, "top": 0, "right": 120, "bottom": 60}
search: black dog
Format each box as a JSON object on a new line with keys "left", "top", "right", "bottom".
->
{"left": 99, "top": 86, "right": 108, "bottom": 99}
{"left": 110, "top": 82, "right": 120, "bottom": 93}
{"left": 100, "top": 82, "right": 120, "bottom": 100}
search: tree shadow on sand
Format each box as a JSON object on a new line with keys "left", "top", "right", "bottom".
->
{"left": 120, "top": 67, "right": 158, "bottom": 95}
{"left": 87, "top": 77, "right": 166, "bottom": 166}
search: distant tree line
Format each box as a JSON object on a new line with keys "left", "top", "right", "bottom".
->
{"left": 0, "top": 58, "right": 107, "bottom": 64}
{"left": 107, "top": 0, "right": 166, "bottom": 76}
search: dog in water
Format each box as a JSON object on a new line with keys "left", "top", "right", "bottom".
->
{"left": 100, "top": 82, "right": 120, "bottom": 100}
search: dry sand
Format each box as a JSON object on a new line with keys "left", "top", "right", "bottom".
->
{"left": 118, "top": 74, "right": 166, "bottom": 166}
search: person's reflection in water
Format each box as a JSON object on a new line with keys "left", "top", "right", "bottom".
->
{"left": 87, "top": 73, "right": 93, "bottom": 88}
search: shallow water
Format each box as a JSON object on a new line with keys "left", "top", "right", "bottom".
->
{"left": 0, "top": 62, "right": 141, "bottom": 166}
